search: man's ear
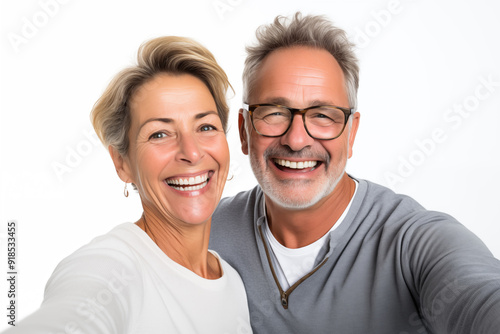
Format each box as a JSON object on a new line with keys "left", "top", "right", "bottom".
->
{"left": 238, "top": 109, "right": 249, "bottom": 156}
{"left": 348, "top": 112, "right": 360, "bottom": 159}
{"left": 109, "top": 146, "right": 134, "bottom": 183}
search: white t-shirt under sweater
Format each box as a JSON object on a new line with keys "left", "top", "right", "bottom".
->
{"left": 263, "top": 180, "right": 358, "bottom": 290}
{"left": 6, "top": 223, "right": 252, "bottom": 334}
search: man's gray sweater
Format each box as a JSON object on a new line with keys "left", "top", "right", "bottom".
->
{"left": 210, "top": 178, "right": 500, "bottom": 333}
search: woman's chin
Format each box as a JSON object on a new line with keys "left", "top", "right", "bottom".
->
{"left": 169, "top": 203, "right": 218, "bottom": 227}
{"left": 178, "top": 214, "right": 213, "bottom": 226}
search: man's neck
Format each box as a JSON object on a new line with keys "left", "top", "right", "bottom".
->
{"left": 265, "top": 173, "right": 356, "bottom": 249}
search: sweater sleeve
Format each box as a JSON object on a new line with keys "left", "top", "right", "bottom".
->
{"left": 405, "top": 214, "right": 500, "bottom": 333}
{"left": 3, "top": 246, "right": 142, "bottom": 334}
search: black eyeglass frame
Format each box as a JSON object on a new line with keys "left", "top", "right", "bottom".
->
{"left": 243, "top": 103, "right": 356, "bottom": 140}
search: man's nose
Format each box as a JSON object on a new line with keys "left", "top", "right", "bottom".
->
{"left": 279, "top": 114, "right": 314, "bottom": 151}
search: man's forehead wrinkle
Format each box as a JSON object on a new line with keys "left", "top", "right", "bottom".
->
{"left": 252, "top": 47, "right": 348, "bottom": 107}
{"left": 262, "top": 83, "right": 341, "bottom": 107}
{"left": 293, "top": 65, "right": 329, "bottom": 71}
{"left": 284, "top": 73, "right": 331, "bottom": 92}
{"left": 288, "top": 67, "right": 329, "bottom": 79}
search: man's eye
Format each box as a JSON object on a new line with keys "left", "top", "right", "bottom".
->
{"left": 312, "top": 113, "right": 331, "bottom": 120}
{"left": 267, "top": 112, "right": 285, "bottom": 117}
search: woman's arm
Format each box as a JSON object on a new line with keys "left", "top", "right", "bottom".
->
{"left": 3, "top": 247, "right": 142, "bottom": 334}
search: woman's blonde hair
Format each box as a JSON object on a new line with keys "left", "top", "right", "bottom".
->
{"left": 91, "top": 36, "right": 231, "bottom": 156}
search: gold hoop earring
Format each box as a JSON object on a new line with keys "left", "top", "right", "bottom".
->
{"left": 227, "top": 174, "right": 234, "bottom": 181}
{"left": 124, "top": 183, "right": 129, "bottom": 197}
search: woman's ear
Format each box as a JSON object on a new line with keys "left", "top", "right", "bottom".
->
{"left": 109, "top": 146, "right": 134, "bottom": 183}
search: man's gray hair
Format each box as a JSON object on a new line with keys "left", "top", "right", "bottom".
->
{"left": 243, "top": 12, "right": 359, "bottom": 109}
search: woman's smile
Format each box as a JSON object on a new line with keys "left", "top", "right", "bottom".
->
{"left": 165, "top": 170, "right": 213, "bottom": 193}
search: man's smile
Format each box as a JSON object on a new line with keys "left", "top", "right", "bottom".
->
{"left": 273, "top": 159, "right": 317, "bottom": 169}
{"left": 272, "top": 158, "right": 321, "bottom": 172}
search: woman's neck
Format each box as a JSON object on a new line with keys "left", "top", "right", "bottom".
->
{"left": 135, "top": 208, "right": 221, "bottom": 279}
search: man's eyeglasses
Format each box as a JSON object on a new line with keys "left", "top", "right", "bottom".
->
{"left": 243, "top": 103, "right": 355, "bottom": 140}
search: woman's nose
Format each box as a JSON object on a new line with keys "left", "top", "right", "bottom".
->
{"left": 175, "top": 133, "right": 203, "bottom": 164}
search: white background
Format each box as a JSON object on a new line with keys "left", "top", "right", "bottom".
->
{"left": 1, "top": 0, "right": 499, "bottom": 328}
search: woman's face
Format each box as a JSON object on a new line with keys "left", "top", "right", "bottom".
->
{"left": 118, "top": 73, "right": 229, "bottom": 225}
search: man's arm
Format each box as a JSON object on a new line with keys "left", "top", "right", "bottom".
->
{"left": 405, "top": 215, "right": 500, "bottom": 333}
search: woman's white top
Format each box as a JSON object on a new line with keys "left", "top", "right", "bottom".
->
{"left": 7, "top": 223, "right": 252, "bottom": 334}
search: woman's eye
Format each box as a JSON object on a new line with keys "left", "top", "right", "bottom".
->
{"left": 200, "top": 124, "right": 216, "bottom": 132}
{"left": 149, "top": 132, "right": 167, "bottom": 140}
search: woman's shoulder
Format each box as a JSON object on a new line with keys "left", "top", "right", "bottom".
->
{"left": 31, "top": 223, "right": 146, "bottom": 334}
{"left": 47, "top": 223, "right": 146, "bottom": 287}
{"left": 65, "top": 223, "right": 143, "bottom": 259}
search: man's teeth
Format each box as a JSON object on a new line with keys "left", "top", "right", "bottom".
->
{"left": 274, "top": 159, "right": 318, "bottom": 169}
{"left": 166, "top": 173, "right": 209, "bottom": 191}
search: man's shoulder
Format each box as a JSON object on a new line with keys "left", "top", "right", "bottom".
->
{"left": 356, "top": 178, "right": 463, "bottom": 235}
{"left": 357, "top": 178, "right": 425, "bottom": 213}
{"left": 210, "top": 186, "right": 264, "bottom": 242}
{"left": 214, "top": 185, "right": 263, "bottom": 218}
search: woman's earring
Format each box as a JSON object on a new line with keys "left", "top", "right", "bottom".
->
{"left": 124, "top": 183, "right": 129, "bottom": 197}
{"left": 227, "top": 174, "right": 234, "bottom": 181}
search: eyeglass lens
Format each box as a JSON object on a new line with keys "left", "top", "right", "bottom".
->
{"left": 251, "top": 105, "right": 347, "bottom": 139}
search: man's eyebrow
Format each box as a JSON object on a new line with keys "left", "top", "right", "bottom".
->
{"left": 262, "top": 98, "right": 337, "bottom": 108}
{"left": 309, "top": 99, "right": 341, "bottom": 107}
{"left": 265, "top": 97, "right": 291, "bottom": 106}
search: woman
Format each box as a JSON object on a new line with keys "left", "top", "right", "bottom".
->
{"left": 5, "top": 36, "right": 252, "bottom": 333}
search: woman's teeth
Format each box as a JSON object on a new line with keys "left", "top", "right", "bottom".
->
{"left": 169, "top": 181, "right": 208, "bottom": 192}
{"left": 166, "top": 173, "right": 209, "bottom": 191}
{"left": 273, "top": 159, "right": 317, "bottom": 169}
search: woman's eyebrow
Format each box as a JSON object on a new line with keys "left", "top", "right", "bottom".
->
{"left": 138, "top": 118, "right": 173, "bottom": 133}
{"left": 137, "top": 111, "right": 218, "bottom": 133}
{"left": 195, "top": 110, "right": 218, "bottom": 120}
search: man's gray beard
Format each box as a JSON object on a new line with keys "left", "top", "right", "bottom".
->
{"left": 249, "top": 151, "right": 347, "bottom": 210}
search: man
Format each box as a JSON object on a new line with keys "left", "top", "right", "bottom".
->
{"left": 210, "top": 13, "right": 500, "bottom": 333}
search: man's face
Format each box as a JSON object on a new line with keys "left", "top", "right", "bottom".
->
{"left": 240, "top": 46, "right": 360, "bottom": 209}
